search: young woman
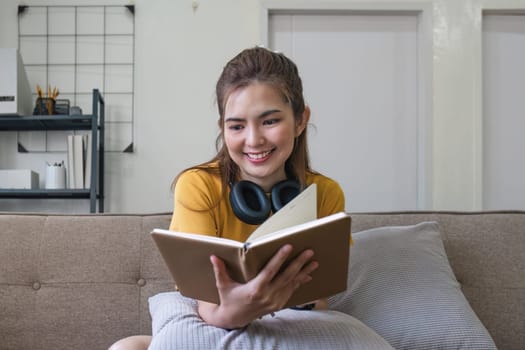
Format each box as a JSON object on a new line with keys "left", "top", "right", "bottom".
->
{"left": 109, "top": 46, "right": 346, "bottom": 349}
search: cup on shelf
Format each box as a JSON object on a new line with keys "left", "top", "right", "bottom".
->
{"left": 45, "top": 161, "right": 66, "bottom": 189}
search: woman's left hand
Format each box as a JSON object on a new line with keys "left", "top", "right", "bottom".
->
{"left": 197, "top": 244, "right": 319, "bottom": 329}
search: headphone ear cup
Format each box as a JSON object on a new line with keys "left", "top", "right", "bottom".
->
{"left": 229, "top": 180, "right": 271, "bottom": 225}
{"left": 271, "top": 179, "right": 301, "bottom": 212}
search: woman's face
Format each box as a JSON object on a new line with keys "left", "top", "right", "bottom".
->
{"left": 223, "top": 82, "right": 307, "bottom": 191}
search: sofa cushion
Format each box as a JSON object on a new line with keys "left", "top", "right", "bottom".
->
{"left": 148, "top": 291, "right": 393, "bottom": 350}
{"left": 328, "top": 221, "right": 497, "bottom": 349}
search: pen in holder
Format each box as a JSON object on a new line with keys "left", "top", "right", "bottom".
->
{"left": 33, "top": 84, "right": 60, "bottom": 115}
{"left": 45, "top": 161, "right": 66, "bottom": 189}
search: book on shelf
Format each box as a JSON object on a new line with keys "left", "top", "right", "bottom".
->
{"left": 66, "top": 133, "right": 92, "bottom": 189}
{"left": 66, "top": 135, "right": 75, "bottom": 189}
{"left": 151, "top": 184, "right": 352, "bottom": 307}
{"left": 83, "top": 133, "right": 92, "bottom": 189}
{"left": 73, "top": 134, "right": 84, "bottom": 189}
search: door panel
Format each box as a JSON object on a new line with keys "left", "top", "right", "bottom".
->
{"left": 269, "top": 13, "right": 419, "bottom": 211}
{"left": 483, "top": 14, "right": 525, "bottom": 210}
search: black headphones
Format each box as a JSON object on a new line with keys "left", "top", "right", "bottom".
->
{"left": 229, "top": 179, "right": 301, "bottom": 225}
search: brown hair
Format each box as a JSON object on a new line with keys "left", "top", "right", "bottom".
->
{"left": 172, "top": 46, "right": 313, "bottom": 192}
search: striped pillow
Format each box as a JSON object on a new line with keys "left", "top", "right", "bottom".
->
{"left": 328, "top": 222, "right": 496, "bottom": 350}
{"left": 148, "top": 291, "right": 393, "bottom": 349}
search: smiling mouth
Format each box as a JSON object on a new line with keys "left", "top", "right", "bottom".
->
{"left": 245, "top": 149, "right": 274, "bottom": 160}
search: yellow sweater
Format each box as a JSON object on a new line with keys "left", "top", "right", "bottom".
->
{"left": 170, "top": 166, "right": 345, "bottom": 242}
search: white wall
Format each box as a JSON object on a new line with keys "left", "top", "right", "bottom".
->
{"left": 1, "top": 0, "right": 525, "bottom": 213}
{"left": 0, "top": 0, "right": 260, "bottom": 213}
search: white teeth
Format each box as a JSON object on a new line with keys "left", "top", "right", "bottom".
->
{"left": 247, "top": 150, "right": 271, "bottom": 159}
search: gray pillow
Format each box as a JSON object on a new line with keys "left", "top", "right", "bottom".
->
{"left": 148, "top": 291, "right": 393, "bottom": 350}
{"left": 328, "top": 221, "right": 497, "bottom": 350}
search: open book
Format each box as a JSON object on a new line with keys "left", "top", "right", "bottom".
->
{"left": 151, "top": 184, "right": 351, "bottom": 307}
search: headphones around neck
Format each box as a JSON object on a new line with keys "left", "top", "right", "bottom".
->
{"left": 229, "top": 179, "right": 301, "bottom": 225}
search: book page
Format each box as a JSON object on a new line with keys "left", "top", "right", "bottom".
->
{"left": 246, "top": 184, "right": 317, "bottom": 243}
{"left": 248, "top": 211, "right": 347, "bottom": 247}
{"left": 152, "top": 229, "right": 243, "bottom": 248}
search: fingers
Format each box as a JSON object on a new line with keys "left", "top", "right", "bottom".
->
{"left": 295, "top": 260, "right": 318, "bottom": 284}
{"left": 257, "top": 244, "right": 318, "bottom": 289}
{"left": 283, "top": 252, "right": 318, "bottom": 288}
{"left": 256, "top": 244, "right": 295, "bottom": 283}
{"left": 210, "top": 255, "right": 233, "bottom": 289}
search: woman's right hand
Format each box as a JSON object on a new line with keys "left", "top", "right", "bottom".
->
{"left": 197, "top": 244, "right": 318, "bottom": 329}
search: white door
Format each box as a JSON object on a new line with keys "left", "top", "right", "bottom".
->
{"left": 269, "top": 12, "right": 420, "bottom": 212}
{"left": 483, "top": 14, "right": 525, "bottom": 210}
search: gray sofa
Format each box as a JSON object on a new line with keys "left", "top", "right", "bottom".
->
{"left": 1, "top": 211, "right": 523, "bottom": 350}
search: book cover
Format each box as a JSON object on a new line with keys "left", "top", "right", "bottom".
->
{"left": 73, "top": 134, "right": 84, "bottom": 189}
{"left": 84, "top": 133, "right": 92, "bottom": 189}
{"left": 66, "top": 135, "right": 75, "bottom": 189}
{"left": 151, "top": 185, "right": 351, "bottom": 307}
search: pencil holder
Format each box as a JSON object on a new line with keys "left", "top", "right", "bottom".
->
{"left": 33, "top": 97, "right": 56, "bottom": 115}
{"left": 45, "top": 162, "right": 66, "bottom": 189}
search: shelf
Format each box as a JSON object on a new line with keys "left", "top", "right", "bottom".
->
{"left": 0, "top": 189, "right": 93, "bottom": 198}
{"left": 0, "top": 115, "right": 96, "bottom": 131}
{"left": 0, "top": 89, "right": 105, "bottom": 213}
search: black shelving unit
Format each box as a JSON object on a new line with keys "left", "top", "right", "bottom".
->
{"left": 0, "top": 89, "right": 105, "bottom": 213}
